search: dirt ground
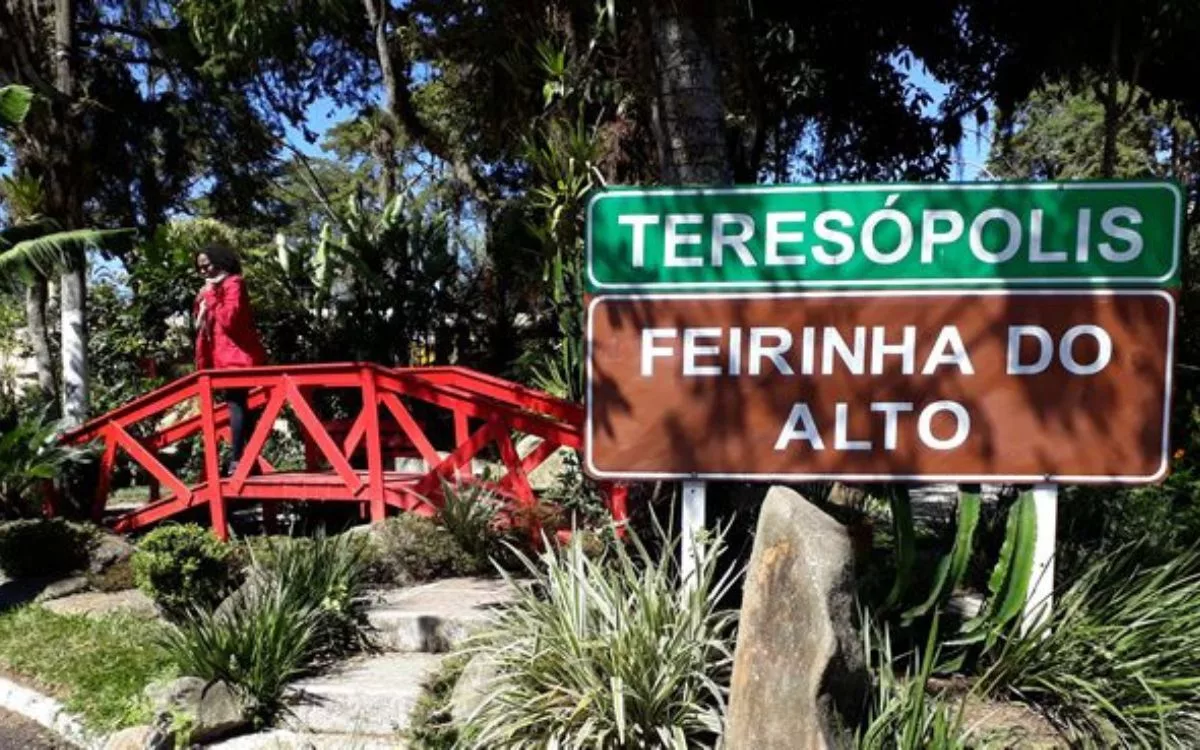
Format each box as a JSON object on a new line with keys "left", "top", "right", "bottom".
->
{"left": 959, "top": 696, "right": 1069, "bottom": 748}
{"left": 0, "top": 708, "right": 73, "bottom": 749}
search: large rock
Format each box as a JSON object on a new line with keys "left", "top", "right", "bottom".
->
{"left": 90, "top": 532, "right": 136, "bottom": 575}
{"left": 102, "top": 724, "right": 171, "bottom": 750}
{"left": 42, "top": 589, "right": 157, "bottom": 619}
{"left": 450, "top": 653, "right": 500, "bottom": 726}
{"left": 33, "top": 575, "right": 90, "bottom": 603}
{"left": 146, "top": 676, "right": 254, "bottom": 744}
{"left": 727, "top": 486, "right": 868, "bottom": 750}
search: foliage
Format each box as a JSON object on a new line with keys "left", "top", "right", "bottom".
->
{"left": 1056, "top": 452, "right": 1200, "bottom": 581}
{"left": 131, "top": 524, "right": 237, "bottom": 618}
{"left": 538, "top": 451, "right": 613, "bottom": 527}
{"left": 0, "top": 607, "right": 175, "bottom": 732}
{"left": 406, "top": 653, "right": 470, "bottom": 749}
{"left": 988, "top": 80, "right": 1185, "bottom": 180}
{"left": 882, "top": 487, "right": 917, "bottom": 611}
{"left": 0, "top": 85, "right": 32, "bottom": 130}
{"left": 160, "top": 576, "right": 321, "bottom": 725}
{"left": 957, "top": 493, "right": 1038, "bottom": 646}
{"left": 270, "top": 187, "right": 465, "bottom": 367}
{"left": 852, "top": 618, "right": 969, "bottom": 750}
{"left": 436, "top": 479, "right": 503, "bottom": 564}
{"left": 0, "top": 411, "right": 89, "bottom": 519}
{"left": 244, "top": 532, "right": 374, "bottom": 661}
{"left": 371, "top": 513, "right": 485, "bottom": 584}
{"left": 458, "top": 521, "right": 738, "bottom": 748}
{"left": 872, "top": 489, "right": 1037, "bottom": 648}
{"left": 903, "top": 492, "right": 982, "bottom": 624}
{"left": 0, "top": 225, "right": 134, "bottom": 287}
{"left": 978, "top": 545, "right": 1200, "bottom": 747}
{"left": 0, "top": 518, "right": 96, "bottom": 578}
{"left": 161, "top": 532, "right": 375, "bottom": 724}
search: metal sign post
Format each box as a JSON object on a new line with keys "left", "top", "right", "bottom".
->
{"left": 681, "top": 480, "right": 707, "bottom": 586}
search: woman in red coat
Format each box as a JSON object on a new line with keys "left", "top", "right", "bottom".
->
{"left": 194, "top": 243, "right": 268, "bottom": 476}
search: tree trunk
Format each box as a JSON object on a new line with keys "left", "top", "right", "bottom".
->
{"left": 60, "top": 265, "right": 86, "bottom": 424}
{"left": 53, "top": 0, "right": 88, "bottom": 426}
{"left": 1100, "top": 16, "right": 1121, "bottom": 179}
{"left": 647, "top": 0, "right": 732, "bottom": 185}
{"left": 23, "top": 277, "right": 56, "bottom": 402}
{"left": 363, "top": 0, "right": 399, "bottom": 203}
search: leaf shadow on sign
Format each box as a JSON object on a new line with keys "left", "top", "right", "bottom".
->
{"left": 987, "top": 290, "right": 1172, "bottom": 480}
{"left": 589, "top": 292, "right": 1171, "bottom": 481}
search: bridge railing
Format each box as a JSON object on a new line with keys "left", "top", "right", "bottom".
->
{"left": 62, "top": 363, "right": 627, "bottom": 540}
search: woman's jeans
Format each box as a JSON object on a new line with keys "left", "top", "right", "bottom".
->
{"left": 225, "top": 389, "right": 259, "bottom": 474}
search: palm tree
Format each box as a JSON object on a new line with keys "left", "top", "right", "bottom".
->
{"left": 3, "top": 84, "right": 131, "bottom": 418}
{"left": 1, "top": 179, "right": 132, "bottom": 413}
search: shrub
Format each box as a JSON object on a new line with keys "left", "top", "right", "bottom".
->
{"left": 373, "top": 514, "right": 483, "bottom": 583}
{"left": 1057, "top": 464, "right": 1200, "bottom": 580}
{"left": 458, "top": 520, "right": 738, "bottom": 748}
{"left": 437, "top": 480, "right": 500, "bottom": 563}
{"left": 0, "top": 518, "right": 96, "bottom": 579}
{"left": 161, "top": 532, "right": 375, "bottom": 723}
{"left": 132, "top": 524, "right": 236, "bottom": 617}
{"left": 978, "top": 544, "right": 1200, "bottom": 747}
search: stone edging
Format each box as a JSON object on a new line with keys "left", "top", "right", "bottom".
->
{"left": 0, "top": 675, "right": 102, "bottom": 749}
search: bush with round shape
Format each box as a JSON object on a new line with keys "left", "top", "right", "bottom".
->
{"left": 372, "top": 513, "right": 483, "bottom": 584}
{"left": 0, "top": 519, "right": 97, "bottom": 579}
{"left": 131, "top": 524, "right": 235, "bottom": 618}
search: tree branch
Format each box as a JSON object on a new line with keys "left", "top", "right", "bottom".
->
{"left": 93, "top": 52, "right": 171, "bottom": 68}
{"left": 371, "top": 2, "right": 496, "bottom": 206}
{"left": 79, "top": 21, "right": 159, "bottom": 45}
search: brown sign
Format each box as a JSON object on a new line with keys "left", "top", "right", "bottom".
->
{"left": 585, "top": 290, "right": 1175, "bottom": 483}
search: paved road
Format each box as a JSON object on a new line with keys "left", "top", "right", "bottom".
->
{"left": 0, "top": 708, "right": 72, "bottom": 749}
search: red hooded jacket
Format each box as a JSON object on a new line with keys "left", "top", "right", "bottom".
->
{"left": 194, "top": 274, "right": 268, "bottom": 370}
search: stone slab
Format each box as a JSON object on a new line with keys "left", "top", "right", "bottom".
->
{"left": 282, "top": 653, "right": 441, "bottom": 737}
{"left": 367, "top": 578, "right": 513, "bottom": 653}
{"left": 42, "top": 590, "right": 157, "bottom": 620}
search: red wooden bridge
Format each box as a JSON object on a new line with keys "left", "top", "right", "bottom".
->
{"left": 59, "top": 363, "right": 627, "bottom": 540}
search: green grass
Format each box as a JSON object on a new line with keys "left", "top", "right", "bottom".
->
{"left": 406, "top": 653, "right": 469, "bottom": 749}
{"left": 0, "top": 607, "right": 176, "bottom": 732}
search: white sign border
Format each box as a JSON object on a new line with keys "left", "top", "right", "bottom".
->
{"left": 584, "top": 288, "right": 1176, "bottom": 484}
{"left": 585, "top": 181, "right": 1183, "bottom": 291}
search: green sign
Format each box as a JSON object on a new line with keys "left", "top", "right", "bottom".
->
{"left": 586, "top": 181, "right": 1182, "bottom": 290}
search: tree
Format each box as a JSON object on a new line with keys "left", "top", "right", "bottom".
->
{"left": 2, "top": 0, "right": 294, "bottom": 420}
{"left": 988, "top": 81, "right": 1189, "bottom": 182}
